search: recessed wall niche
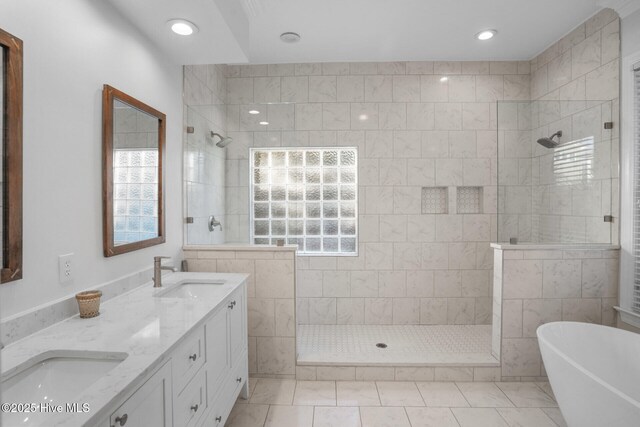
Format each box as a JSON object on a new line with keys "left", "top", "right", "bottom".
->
{"left": 457, "top": 186, "right": 483, "bottom": 214}
{"left": 421, "top": 187, "right": 448, "bottom": 214}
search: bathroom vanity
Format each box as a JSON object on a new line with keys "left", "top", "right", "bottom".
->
{"left": 0, "top": 272, "right": 248, "bottom": 427}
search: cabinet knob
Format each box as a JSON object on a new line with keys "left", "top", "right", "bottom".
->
{"left": 189, "top": 353, "right": 197, "bottom": 361}
{"left": 190, "top": 404, "right": 199, "bottom": 412}
{"left": 215, "top": 415, "right": 222, "bottom": 422}
{"left": 236, "top": 377, "right": 242, "bottom": 383}
{"left": 228, "top": 302, "right": 234, "bottom": 309}
{"left": 115, "top": 414, "right": 128, "bottom": 426}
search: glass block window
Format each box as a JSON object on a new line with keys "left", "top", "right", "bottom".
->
{"left": 113, "top": 149, "right": 159, "bottom": 244}
{"left": 250, "top": 147, "right": 358, "bottom": 255}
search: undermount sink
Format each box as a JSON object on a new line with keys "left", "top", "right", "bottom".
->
{"left": 155, "top": 280, "right": 228, "bottom": 299}
{"left": 1, "top": 351, "right": 127, "bottom": 426}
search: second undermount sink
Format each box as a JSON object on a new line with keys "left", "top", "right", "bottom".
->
{"left": 155, "top": 280, "right": 228, "bottom": 299}
{"left": 1, "top": 351, "right": 127, "bottom": 426}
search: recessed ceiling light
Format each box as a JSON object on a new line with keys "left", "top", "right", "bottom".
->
{"left": 167, "top": 19, "right": 198, "bottom": 36}
{"left": 280, "top": 32, "right": 301, "bottom": 43}
{"left": 249, "top": 110, "right": 260, "bottom": 115}
{"left": 440, "top": 76, "right": 449, "bottom": 83}
{"left": 259, "top": 121, "right": 269, "bottom": 125}
{"left": 476, "top": 29, "right": 497, "bottom": 41}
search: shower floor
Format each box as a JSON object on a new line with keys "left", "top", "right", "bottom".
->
{"left": 297, "top": 324, "right": 498, "bottom": 366}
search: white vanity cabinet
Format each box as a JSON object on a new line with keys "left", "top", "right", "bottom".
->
{"left": 99, "top": 281, "right": 247, "bottom": 427}
{"left": 203, "top": 285, "right": 248, "bottom": 426}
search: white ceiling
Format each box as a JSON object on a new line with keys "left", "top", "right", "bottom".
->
{"left": 108, "top": 0, "right": 606, "bottom": 65}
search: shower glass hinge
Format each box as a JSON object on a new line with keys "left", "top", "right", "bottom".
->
{"left": 186, "top": 126, "right": 195, "bottom": 134}
{"left": 186, "top": 217, "right": 194, "bottom": 224}
{"left": 604, "top": 122, "right": 613, "bottom": 129}
{"left": 604, "top": 215, "right": 613, "bottom": 222}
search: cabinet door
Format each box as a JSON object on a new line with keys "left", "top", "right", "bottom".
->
{"left": 228, "top": 287, "right": 246, "bottom": 366}
{"left": 110, "top": 360, "right": 172, "bottom": 427}
{"left": 205, "top": 306, "right": 229, "bottom": 403}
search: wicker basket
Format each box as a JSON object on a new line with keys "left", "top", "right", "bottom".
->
{"left": 75, "top": 290, "right": 102, "bottom": 318}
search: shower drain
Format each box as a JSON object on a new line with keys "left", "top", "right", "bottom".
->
{"left": 376, "top": 343, "right": 388, "bottom": 349}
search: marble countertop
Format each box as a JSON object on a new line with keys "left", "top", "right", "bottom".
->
{"left": 490, "top": 243, "right": 620, "bottom": 250}
{"left": 0, "top": 272, "right": 248, "bottom": 427}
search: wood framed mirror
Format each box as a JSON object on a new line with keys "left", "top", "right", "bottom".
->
{"left": 1, "top": 28, "right": 23, "bottom": 283}
{"left": 102, "top": 85, "right": 165, "bottom": 257}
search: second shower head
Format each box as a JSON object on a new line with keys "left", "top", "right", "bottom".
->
{"left": 537, "top": 130, "right": 563, "bottom": 148}
{"left": 210, "top": 132, "right": 233, "bottom": 148}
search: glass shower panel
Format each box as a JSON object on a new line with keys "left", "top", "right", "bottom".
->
{"left": 497, "top": 100, "right": 614, "bottom": 244}
{"left": 184, "top": 106, "right": 227, "bottom": 245}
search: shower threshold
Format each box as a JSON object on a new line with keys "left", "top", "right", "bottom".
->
{"left": 297, "top": 324, "right": 498, "bottom": 366}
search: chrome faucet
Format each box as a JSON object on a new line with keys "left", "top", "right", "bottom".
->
{"left": 153, "top": 256, "right": 177, "bottom": 288}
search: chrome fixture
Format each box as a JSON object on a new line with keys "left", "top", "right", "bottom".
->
{"left": 153, "top": 256, "right": 177, "bottom": 288}
{"left": 537, "top": 130, "right": 563, "bottom": 148}
{"left": 210, "top": 132, "right": 233, "bottom": 148}
{"left": 208, "top": 215, "right": 222, "bottom": 232}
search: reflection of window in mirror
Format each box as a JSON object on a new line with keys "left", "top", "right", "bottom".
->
{"left": 102, "top": 85, "right": 165, "bottom": 257}
{"left": 112, "top": 101, "right": 160, "bottom": 245}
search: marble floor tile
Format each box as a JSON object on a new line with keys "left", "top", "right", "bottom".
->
{"left": 456, "top": 382, "right": 514, "bottom": 408}
{"left": 535, "top": 382, "right": 556, "bottom": 399}
{"left": 293, "top": 380, "right": 337, "bottom": 406}
{"left": 337, "top": 381, "right": 381, "bottom": 406}
{"left": 451, "top": 408, "right": 510, "bottom": 427}
{"left": 249, "top": 379, "right": 297, "bottom": 405}
{"left": 405, "top": 407, "right": 461, "bottom": 427}
{"left": 314, "top": 406, "right": 362, "bottom": 427}
{"left": 264, "top": 405, "right": 314, "bottom": 427}
{"left": 497, "top": 408, "right": 558, "bottom": 427}
{"left": 376, "top": 381, "right": 425, "bottom": 406}
{"left": 360, "top": 406, "right": 411, "bottom": 427}
{"left": 542, "top": 408, "right": 568, "bottom": 427}
{"left": 225, "top": 404, "right": 269, "bottom": 427}
{"left": 416, "top": 382, "right": 470, "bottom": 407}
{"left": 495, "top": 382, "right": 558, "bottom": 408}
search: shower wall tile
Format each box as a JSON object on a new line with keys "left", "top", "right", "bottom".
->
{"left": 494, "top": 247, "right": 619, "bottom": 379}
{"left": 183, "top": 248, "right": 296, "bottom": 376}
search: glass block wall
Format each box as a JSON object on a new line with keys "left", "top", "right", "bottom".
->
{"left": 250, "top": 147, "right": 358, "bottom": 254}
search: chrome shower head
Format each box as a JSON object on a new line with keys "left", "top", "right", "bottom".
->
{"left": 210, "top": 132, "right": 233, "bottom": 148}
{"left": 536, "top": 130, "right": 563, "bottom": 148}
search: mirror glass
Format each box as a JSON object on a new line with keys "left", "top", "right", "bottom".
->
{"left": 1, "top": 27, "right": 23, "bottom": 284}
{"left": 1, "top": 46, "right": 5, "bottom": 269}
{"left": 103, "top": 85, "right": 165, "bottom": 257}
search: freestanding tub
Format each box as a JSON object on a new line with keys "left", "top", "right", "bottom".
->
{"left": 537, "top": 322, "right": 640, "bottom": 427}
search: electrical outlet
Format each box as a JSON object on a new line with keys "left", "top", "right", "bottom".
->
{"left": 58, "top": 253, "right": 74, "bottom": 284}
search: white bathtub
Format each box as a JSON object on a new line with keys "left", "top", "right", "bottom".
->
{"left": 537, "top": 322, "right": 640, "bottom": 427}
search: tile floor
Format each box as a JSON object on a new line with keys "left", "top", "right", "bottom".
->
{"left": 225, "top": 379, "right": 567, "bottom": 427}
{"left": 297, "top": 325, "right": 496, "bottom": 365}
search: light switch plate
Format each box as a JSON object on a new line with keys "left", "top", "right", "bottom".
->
{"left": 58, "top": 253, "right": 74, "bottom": 284}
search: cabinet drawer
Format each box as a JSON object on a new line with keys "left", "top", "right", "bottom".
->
{"left": 175, "top": 368, "right": 207, "bottom": 427}
{"left": 110, "top": 360, "right": 172, "bottom": 427}
{"left": 173, "top": 327, "right": 205, "bottom": 394}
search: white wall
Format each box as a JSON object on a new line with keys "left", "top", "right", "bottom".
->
{"left": 622, "top": 8, "right": 640, "bottom": 56}
{"left": 0, "top": 0, "right": 183, "bottom": 318}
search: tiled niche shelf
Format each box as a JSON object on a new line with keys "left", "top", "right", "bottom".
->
{"left": 421, "top": 187, "right": 448, "bottom": 214}
{"left": 457, "top": 186, "right": 483, "bottom": 214}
